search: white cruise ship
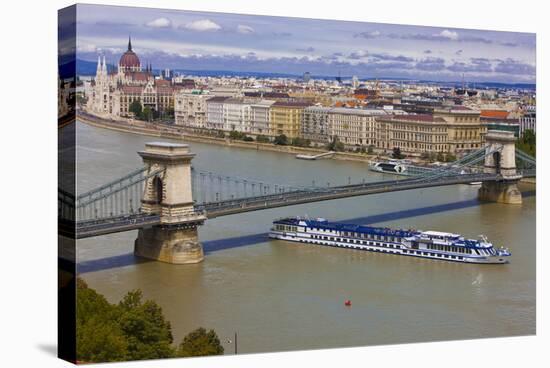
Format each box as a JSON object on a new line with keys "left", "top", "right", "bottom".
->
{"left": 269, "top": 217, "right": 511, "bottom": 264}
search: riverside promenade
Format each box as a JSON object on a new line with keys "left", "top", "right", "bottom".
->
{"left": 77, "top": 111, "right": 378, "bottom": 163}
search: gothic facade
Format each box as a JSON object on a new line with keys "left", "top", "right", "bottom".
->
{"left": 87, "top": 37, "right": 180, "bottom": 118}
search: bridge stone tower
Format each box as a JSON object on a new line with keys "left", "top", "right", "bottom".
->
{"left": 134, "top": 142, "right": 206, "bottom": 264}
{"left": 478, "top": 130, "right": 522, "bottom": 204}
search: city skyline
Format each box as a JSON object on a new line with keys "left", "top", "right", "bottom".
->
{"left": 71, "top": 4, "right": 536, "bottom": 84}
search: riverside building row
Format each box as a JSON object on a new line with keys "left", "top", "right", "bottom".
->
{"left": 175, "top": 91, "right": 487, "bottom": 155}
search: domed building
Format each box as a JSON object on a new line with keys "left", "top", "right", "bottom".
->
{"left": 118, "top": 37, "right": 141, "bottom": 73}
{"left": 87, "top": 37, "right": 187, "bottom": 119}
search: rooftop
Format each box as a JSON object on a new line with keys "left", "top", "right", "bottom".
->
{"left": 206, "top": 96, "right": 230, "bottom": 103}
{"left": 272, "top": 100, "right": 313, "bottom": 108}
{"left": 480, "top": 109, "right": 510, "bottom": 119}
{"left": 381, "top": 114, "right": 446, "bottom": 123}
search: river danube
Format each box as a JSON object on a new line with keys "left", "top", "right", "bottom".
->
{"left": 75, "top": 121, "right": 535, "bottom": 353}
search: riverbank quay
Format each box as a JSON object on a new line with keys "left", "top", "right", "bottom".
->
{"left": 77, "top": 111, "right": 379, "bottom": 163}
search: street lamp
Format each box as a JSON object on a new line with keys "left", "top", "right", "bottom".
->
{"left": 225, "top": 332, "right": 238, "bottom": 354}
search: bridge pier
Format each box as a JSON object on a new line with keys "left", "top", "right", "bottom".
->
{"left": 134, "top": 142, "right": 206, "bottom": 264}
{"left": 478, "top": 180, "right": 522, "bottom": 204}
{"left": 135, "top": 223, "right": 204, "bottom": 264}
{"left": 478, "top": 130, "right": 522, "bottom": 205}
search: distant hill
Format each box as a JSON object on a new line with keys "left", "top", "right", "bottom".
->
{"left": 59, "top": 59, "right": 116, "bottom": 79}
{"left": 66, "top": 58, "right": 535, "bottom": 90}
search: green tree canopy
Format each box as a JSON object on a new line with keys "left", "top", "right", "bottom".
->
{"left": 274, "top": 134, "right": 288, "bottom": 146}
{"left": 75, "top": 278, "right": 223, "bottom": 363}
{"left": 256, "top": 135, "right": 270, "bottom": 143}
{"left": 142, "top": 106, "right": 153, "bottom": 121}
{"left": 128, "top": 100, "right": 142, "bottom": 117}
{"left": 392, "top": 147, "right": 405, "bottom": 159}
{"left": 444, "top": 152, "right": 457, "bottom": 162}
{"left": 177, "top": 328, "right": 224, "bottom": 357}
{"left": 117, "top": 290, "right": 174, "bottom": 360}
{"left": 76, "top": 279, "right": 128, "bottom": 362}
{"left": 291, "top": 137, "right": 311, "bottom": 147}
{"left": 517, "top": 129, "right": 536, "bottom": 157}
{"left": 326, "top": 136, "right": 345, "bottom": 152}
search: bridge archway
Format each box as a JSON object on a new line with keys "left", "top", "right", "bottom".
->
{"left": 135, "top": 142, "right": 206, "bottom": 264}
{"left": 493, "top": 151, "right": 501, "bottom": 174}
{"left": 479, "top": 130, "right": 522, "bottom": 204}
{"left": 152, "top": 176, "right": 163, "bottom": 204}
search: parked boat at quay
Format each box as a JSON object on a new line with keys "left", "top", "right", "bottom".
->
{"left": 368, "top": 159, "right": 437, "bottom": 176}
{"left": 270, "top": 217, "right": 511, "bottom": 264}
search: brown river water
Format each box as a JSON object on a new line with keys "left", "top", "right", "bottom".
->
{"left": 73, "top": 121, "right": 536, "bottom": 354}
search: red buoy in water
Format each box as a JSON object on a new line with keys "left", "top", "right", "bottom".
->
{"left": 344, "top": 300, "right": 352, "bottom": 307}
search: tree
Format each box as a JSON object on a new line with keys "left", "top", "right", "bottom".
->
{"left": 444, "top": 152, "right": 457, "bottom": 162}
{"left": 176, "top": 328, "right": 224, "bottom": 357}
{"left": 517, "top": 129, "right": 536, "bottom": 157}
{"left": 274, "top": 134, "right": 288, "bottom": 145}
{"left": 129, "top": 100, "right": 142, "bottom": 118}
{"left": 326, "top": 136, "right": 345, "bottom": 152}
{"left": 392, "top": 147, "right": 405, "bottom": 159}
{"left": 256, "top": 135, "right": 270, "bottom": 143}
{"left": 164, "top": 107, "right": 175, "bottom": 119}
{"left": 367, "top": 145, "right": 374, "bottom": 154}
{"left": 117, "top": 290, "right": 175, "bottom": 360}
{"left": 76, "top": 279, "right": 129, "bottom": 362}
{"left": 76, "top": 94, "right": 88, "bottom": 106}
{"left": 77, "top": 279, "right": 174, "bottom": 362}
{"left": 436, "top": 151, "right": 445, "bottom": 162}
{"left": 291, "top": 137, "right": 311, "bottom": 147}
{"left": 142, "top": 106, "right": 153, "bottom": 121}
{"left": 228, "top": 130, "right": 242, "bottom": 140}
{"left": 76, "top": 279, "right": 224, "bottom": 363}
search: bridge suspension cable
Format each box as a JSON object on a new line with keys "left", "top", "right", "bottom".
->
{"left": 75, "top": 166, "right": 165, "bottom": 221}
{"left": 408, "top": 146, "right": 499, "bottom": 183}
{"left": 190, "top": 168, "right": 308, "bottom": 204}
{"left": 59, "top": 143, "right": 536, "bottom": 233}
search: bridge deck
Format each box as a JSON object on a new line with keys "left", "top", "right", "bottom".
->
{"left": 71, "top": 171, "right": 535, "bottom": 238}
{"left": 201, "top": 173, "right": 500, "bottom": 218}
{"left": 74, "top": 214, "right": 161, "bottom": 239}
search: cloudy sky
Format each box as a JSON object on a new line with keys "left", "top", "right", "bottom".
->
{"left": 73, "top": 4, "right": 536, "bottom": 83}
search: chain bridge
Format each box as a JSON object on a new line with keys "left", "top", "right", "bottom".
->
{"left": 58, "top": 130, "right": 535, "bottom": 264}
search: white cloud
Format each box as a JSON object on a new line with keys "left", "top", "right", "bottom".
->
{"left": 183, "top": 19, "right": 221, "bottom": 32}
{"left": 237, "top": 24, "right": 254, "bottom": 34}
{"left": 439, "top": 29, "right": 459, "bottom": 40}
{"left": 77, "top": 42, "right": 97, "bottom": 53}
{"left": 145, "top": 17, "right": 172, "bottom": 28}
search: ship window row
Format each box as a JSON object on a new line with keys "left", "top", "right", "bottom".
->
{"left": 403, "top": 250, "right": 464, "bottom": 260}
{"left": 310, "top": 235, "right": 399, "bottom": 248}
{"left": 426, "top": 244, "right": 472, "bottom": 254}
{"left": 311, "top": 228, "right": 401, "bottom": 242}
{"left": 274, "top": 224, "right": 298, "bottom": 232}
{"left": 305, "top": 239, "right": 401, "bottom": 254}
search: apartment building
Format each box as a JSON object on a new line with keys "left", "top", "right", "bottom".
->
{"left": 377, "top": 114, "right": 450, "bottom": 153}
{"left": 270, "top": 101, "right": 312, "bottom": 138}
{"left": 329, "top": 108, "right": 388, "bottom": 147}
{"left": 174, "top": 90, "right": 210, "bottom": 128}
{"left": 302, "top": 106, "right": 332, "bottom": 146}
{"left": 206, "top": 96, "right": 230, "bottom": 130}
{"left": 250, "top": 100, "right": 276, "bottom": 136}
{"left": 433, "top": 106, "right": 485, "bottom": 153}
{"left": 223, "top": 98, "right": 252, "bottom": 132}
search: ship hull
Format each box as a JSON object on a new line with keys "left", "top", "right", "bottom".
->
{"left": 269, "top": 231, "right": 509, "bottom": 265}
